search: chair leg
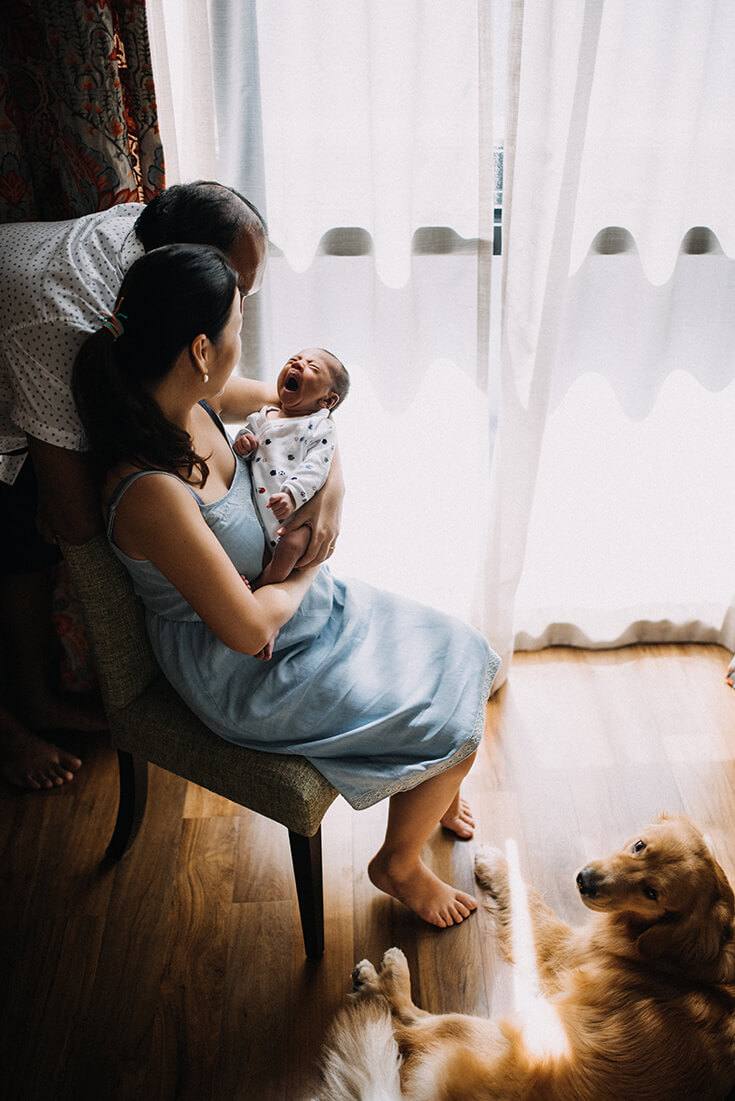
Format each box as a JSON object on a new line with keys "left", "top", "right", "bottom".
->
{"left": 106, "top": 750, "right": 148, "bottom": 861}
{"left": 288, "top": 828, "right": 325, "bottom": 959}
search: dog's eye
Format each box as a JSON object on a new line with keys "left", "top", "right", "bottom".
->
{"left": 643, "top": 886, "right": 658, "bottom": 901}
{"left": 633, "top": 840, "right": 646, "bottom": 853}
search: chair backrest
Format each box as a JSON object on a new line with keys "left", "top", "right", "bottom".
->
{"left": 59, "top": 536, "right": 159, "bottom": 715}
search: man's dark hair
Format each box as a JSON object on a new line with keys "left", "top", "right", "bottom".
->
{"left": 135, "top": 181, "right": 268, "bottom": 253}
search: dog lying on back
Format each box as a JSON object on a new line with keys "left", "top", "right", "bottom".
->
{"left": 317, "top": 815, "right": 735, "bottom": 1100}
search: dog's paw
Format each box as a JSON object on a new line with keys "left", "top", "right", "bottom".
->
{"left": 474, "top": 845, "right": 510, "bottom": 898}
{"left": 351, "top": 958, "right": 379, "bottom": 995}
{"left": 378, "top": 947, "right": 415, "bottom": 1011}
{"left": 379, "top": 947, "right": 409, "bottom": 980}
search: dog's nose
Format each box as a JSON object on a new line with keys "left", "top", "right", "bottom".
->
{"left": 576, "top": 867, "right": 600, "bottom": 898}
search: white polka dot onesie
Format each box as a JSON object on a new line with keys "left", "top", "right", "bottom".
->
{"left": 239, "top": 405, "right": 336, "bottom": 546}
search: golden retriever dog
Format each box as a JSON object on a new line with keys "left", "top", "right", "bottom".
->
{"left": 316, "top": 815, "right": 735, "bottom": 1100}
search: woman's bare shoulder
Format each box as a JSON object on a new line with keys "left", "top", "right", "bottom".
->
{"left": 103, "top": 463, "right": 196, "bottom": 511}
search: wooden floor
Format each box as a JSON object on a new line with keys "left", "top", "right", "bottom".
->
{"left": 2, "top": 643, "right": 735, "bottom": 1100}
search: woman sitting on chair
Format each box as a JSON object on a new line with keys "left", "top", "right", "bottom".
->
{"left": 73, "top": 243, "right": 500, "bottom": 928}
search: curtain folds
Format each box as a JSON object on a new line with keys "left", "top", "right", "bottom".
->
{"left": 569, "top": 0, "right": 735, "bottom": 285}
{"left": 480, "top": 0, "right": 605, "bottom": 681}
{"left": 0, "top": 0, "right": 164, "bottom": 222}
{"left": 145, "top": 0, "right": 218, "bottom": 186}
{"left": 147, "top": 0, "right": 735, "bottom": 688}
{"left": 147, "top": 0, "right": 503, "bottom": 630}
{"left": 485, "top": 0, "right": 735, "bottom": 683}
{"left": 252, "top": 0, "right": 483, "bottom": 290}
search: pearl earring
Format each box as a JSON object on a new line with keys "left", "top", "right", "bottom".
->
{"left": 202, "top": 373, "right": 209, "bottom": 384}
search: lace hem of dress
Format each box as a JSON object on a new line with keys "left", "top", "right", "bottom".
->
{"left": 345, "top": 646, "right": 501, "bottom": 811}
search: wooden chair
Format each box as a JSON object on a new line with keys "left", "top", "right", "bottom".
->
{"left": 60, "top": 536, "right": 338, "bottom": 959}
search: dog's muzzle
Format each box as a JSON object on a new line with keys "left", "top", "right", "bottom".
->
{"left": 576, "top": 867, "right": 603, "bottom": 898}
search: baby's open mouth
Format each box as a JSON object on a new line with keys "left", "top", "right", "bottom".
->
{"left": 285, "top": 376, "right": 300, "bottom": 391}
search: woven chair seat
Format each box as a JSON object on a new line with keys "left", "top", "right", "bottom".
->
{"left": 112, "top": 675, "right": 336, "bottom": 837}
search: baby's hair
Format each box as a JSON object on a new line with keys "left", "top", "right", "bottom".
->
{"left": 321, "top": 349, "right": 350, "bottom": 410}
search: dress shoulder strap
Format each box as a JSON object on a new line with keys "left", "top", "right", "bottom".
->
{"left": 200, "top": 399, "right": 229, "bottom": 438}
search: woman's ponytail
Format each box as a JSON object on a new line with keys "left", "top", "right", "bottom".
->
{"left": 73, "top": 244, "right": 237, "bottom": 482}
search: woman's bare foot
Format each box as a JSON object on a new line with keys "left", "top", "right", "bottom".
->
{"left": 440, "top": 795, "right": 475, "bottom": 839}
{"left": 368, "top": 851, "right": 477, "bottom": 928}
{"left": 0, "top": 711, "right": 82, "bottom": 790}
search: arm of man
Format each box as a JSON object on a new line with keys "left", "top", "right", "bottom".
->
{"left": 7, "top": 321, "right": 104, "bottom": 543}
{"left": 26, "top": 435, "right": 103, "bottom": 545}
{"left": 111, "top": 472, "right": 318, "bottom": 654}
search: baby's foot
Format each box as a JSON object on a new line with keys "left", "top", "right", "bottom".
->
{"left": 440, "top": 795, "right": 475, "bottom": 840}
{"left": 368, "top": 853, "right": 477, "bottom": 928}
{"left": 0, "top": 720, "right": 82, "bottom": 790}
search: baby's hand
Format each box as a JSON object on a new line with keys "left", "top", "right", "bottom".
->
{"left": 254, "top": 630, "right": 279, "bottom": 661}
{"left": 234, "top": 431, "right": 258, "bottom": 457}
{"left": 267, "top": 490, "right": 296, "bottom": 521}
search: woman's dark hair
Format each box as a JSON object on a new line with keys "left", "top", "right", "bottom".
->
{"left": 73, "top": 243, "right": 238, "bottom": 485}
{"left": 135, "top": 181, "right": 268, "bottom": 253}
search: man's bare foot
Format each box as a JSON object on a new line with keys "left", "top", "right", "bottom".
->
{"left": 440, "top": 795, "right": 475, "bottom": 839}
{"left": 0, "top": 712, "right": 82, "bottom": 790}
{"left": 368, "top": 852, "right": 477, "bottom": 928}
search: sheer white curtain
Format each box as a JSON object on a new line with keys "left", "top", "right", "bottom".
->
{"left": 147, "top": 0, "right": 735, "bottom": 687}
{"left": 482, "top": 0, "right": 735, "bottom": 680}
{"left": 147, "top": 0, "right": 505, "bottom": 626}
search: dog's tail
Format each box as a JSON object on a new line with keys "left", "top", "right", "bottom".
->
{"left": 313, "top": 997, "right": 403, "bottom": 1101}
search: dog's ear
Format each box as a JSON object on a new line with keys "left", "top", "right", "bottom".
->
{"left": 637, "top": 864, "right": 734, "bottom": 971}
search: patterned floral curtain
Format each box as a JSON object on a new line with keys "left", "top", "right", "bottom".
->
{"left": 0, "top": 0, "right": 164, "bottom": 222}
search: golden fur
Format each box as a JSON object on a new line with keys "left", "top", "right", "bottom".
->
{"left": 317, "top": 815, "right": 735, "bottom": 1100}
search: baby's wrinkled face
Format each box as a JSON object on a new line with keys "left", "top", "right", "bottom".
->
{"left": 277, "top": 348, "right": 339, "bottom": 415}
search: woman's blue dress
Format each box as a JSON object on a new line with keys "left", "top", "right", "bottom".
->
{"left": 107, "top": 410, "right": 500, "bottom": 810}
